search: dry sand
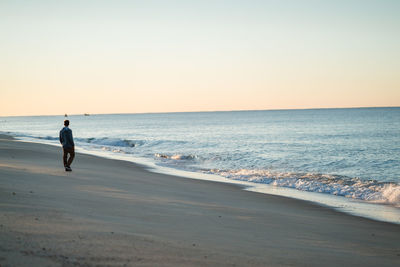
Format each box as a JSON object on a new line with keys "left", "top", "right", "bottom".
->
{"left": 0, "top": 134, "right": 399, "bottom": 266}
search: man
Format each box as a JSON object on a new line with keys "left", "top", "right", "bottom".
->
{"left": 59, "top": 120, "right": 75, "bottom": 171}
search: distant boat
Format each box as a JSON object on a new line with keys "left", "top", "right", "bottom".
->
{"left": 84, "top": 113, "right": 90, "bottom": 116}
{"left": 64, "top": 114, "right": 68, "bottom": 117}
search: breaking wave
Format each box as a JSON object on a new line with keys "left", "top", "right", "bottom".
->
{"left": 201, "top": 169, "right": 400, "bottom": 206}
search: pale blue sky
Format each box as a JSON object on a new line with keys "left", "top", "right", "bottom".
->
{"left": 1, "top": 0, "right": 399, "bottom": 115}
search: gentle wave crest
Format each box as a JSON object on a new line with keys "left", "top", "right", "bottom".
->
{"left": 78, "top": 137, "right": 136, "bottom": 148}
{"left": 155, "top": 153, "right": 197, "bottom": 161}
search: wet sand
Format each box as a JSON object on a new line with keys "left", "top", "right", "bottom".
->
{"left": 0, "top": 134, "right": 399, "bottom": 266}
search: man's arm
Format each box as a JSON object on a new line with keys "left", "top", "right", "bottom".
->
{"left": 59, "top": 130, "right": 63, "bottom": 144}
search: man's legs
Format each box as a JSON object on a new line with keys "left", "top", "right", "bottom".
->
{"left": 63, "top": 147, "right": 75, "bottom": 169}
{"left": 63, "top": 148, "right": 69, "bottom": 167}
{"left": 66, "top": 147, "right": 75, "bottom": 167}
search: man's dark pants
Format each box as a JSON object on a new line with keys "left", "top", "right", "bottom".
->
{"left": 63, "top": 147, "right": 75, "bottom": 167}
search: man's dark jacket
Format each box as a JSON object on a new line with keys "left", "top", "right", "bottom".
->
{"left": 59, "top": 127, "right": 74, "bottom": 149}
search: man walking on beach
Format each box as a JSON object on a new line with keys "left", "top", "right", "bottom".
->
{"left": 59, "top": 120, "right": 75, "bottom": 171}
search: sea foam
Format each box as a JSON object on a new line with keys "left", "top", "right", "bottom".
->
{"left": 202, "top": 169, "right": 400, "bottom": 206}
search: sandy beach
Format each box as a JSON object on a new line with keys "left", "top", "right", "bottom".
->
{"left": 0, "top": 134, "right": 399, "bottom": 266}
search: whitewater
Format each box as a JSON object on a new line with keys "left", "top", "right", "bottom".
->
{"left": 1, "top": 108, "right": 399, "bottom": 222}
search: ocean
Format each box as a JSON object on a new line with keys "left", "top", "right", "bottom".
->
{"left": 1, "top": 107, "right": 399, "bottom": 223}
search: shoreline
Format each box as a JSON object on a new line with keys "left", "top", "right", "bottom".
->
{"left": 1, "top": 134, "right": 399, "bottom": 266}
{"left": 8, "top": 133, "right": 400, "bottom": 225}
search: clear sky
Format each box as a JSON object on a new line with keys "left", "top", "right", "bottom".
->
{"left": 1, "top": 0, "right": 399, "bottom": 116}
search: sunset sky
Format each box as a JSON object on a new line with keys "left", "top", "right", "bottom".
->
{"left": 1, "top": 0, "right": 399, "bottom": 116}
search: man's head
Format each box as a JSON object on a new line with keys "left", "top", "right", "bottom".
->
{"left": 64, "top": 120, "right": 70, "bottom": 127}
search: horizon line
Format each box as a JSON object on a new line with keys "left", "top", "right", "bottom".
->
{"left": 1, "top": 105, "right": 399, "bottom": 118}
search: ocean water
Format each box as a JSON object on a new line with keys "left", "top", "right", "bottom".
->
{"left": 1, "top": 108, "right": 400, "bottom": 222}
